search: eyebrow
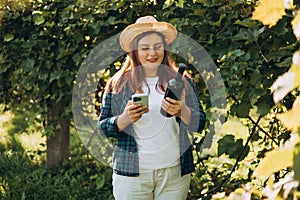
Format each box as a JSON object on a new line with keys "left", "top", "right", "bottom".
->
{"left": 138, "top": 42, "right": 163, "bottom": 46}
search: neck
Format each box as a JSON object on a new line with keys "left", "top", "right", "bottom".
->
{"left": 144, "top": 69, "right": 158, "bottom": 78}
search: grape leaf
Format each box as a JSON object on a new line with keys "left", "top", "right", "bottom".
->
{"left": 272, "top": 71, "right": 295, "bottom": 103}
{"left": 252, "top": 0, "right": 285, "bottom": 27}
{"left": 254, "top": 148, "right": 293, "bottom": 178}
{"left": 292, "top": 12, "right": 300, "bottom": 39}
{"left": 290, "top": 64, "right": 300, "bottom": 89}
{"left": 276, "top": 97, "right": 300, "bottom": 131}
{"left": 219, "top": 117, "right": 249, "bottom": 140}
{"left": 218, "top": 135, "right": 249, "bottom": 160}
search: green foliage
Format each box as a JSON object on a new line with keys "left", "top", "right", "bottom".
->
{"left": 0, "top": 126, "right": 113, "bottom": 200}
{"left": 1, "top": 0, "right": 300, "bottom": 198}
{"left": 0, "top": 152, "right": 113, "bottom": 200}
{"left": 0, "top": 106, "right": 114, "bottom": 199}
{"left": 218, "top": 135, "right": 249, "bottom": 160}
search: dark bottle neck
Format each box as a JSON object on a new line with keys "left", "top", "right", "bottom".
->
{"left": 174, "top": 64, "right": 186, "bottom": 81}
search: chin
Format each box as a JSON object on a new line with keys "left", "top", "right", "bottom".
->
{"left": 144, "top": 63, "right": 160, "bottom": 68}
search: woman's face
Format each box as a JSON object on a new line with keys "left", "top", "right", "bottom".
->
{"left": 137, "top": 33, "right": 165, "bottom": 77}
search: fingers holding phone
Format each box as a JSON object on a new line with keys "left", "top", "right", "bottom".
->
{"left": 118, "top": 93, "right": 149, "bottom": 128}
{"left": 128, "top": 94, "right": 149, "bottom": 122}
{"left": 132, "top": 93, "right": 148, "bottom": 107}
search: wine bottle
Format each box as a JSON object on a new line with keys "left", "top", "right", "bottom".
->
{"left": 160, "top": 63, "right": 186, "bottom": 117}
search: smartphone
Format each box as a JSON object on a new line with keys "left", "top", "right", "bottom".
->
{"left": 132, "top": 93, "right": 148, "bottom": 106}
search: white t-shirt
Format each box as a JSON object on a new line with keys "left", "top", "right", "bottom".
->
{"left": 133, "top": 77, "right": 180, "bottom": 172}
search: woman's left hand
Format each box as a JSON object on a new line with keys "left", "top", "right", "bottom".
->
{"left": 161, "top": 97, "right": 182, "bottom": 117}
{"left": 161, "top": 91, "right": 190, "bottom": 118}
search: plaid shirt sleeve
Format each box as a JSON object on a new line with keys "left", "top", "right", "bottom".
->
{"left": 97, "top": 91, "right": 120, "bottom": 138}
{"left": 187, "top": 77, "right": 206, "bottom": 132}
{"left": 179, "top": 77, "right": 206, "bottom": 176}
{"left": 97, "top": 89, "right": 140, "bottom": 176}
{"left": 179, "top": 77, "right": 206, "bottom": 133}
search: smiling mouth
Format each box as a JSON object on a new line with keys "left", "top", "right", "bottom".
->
{"left": 147, "top": 58, "right": 158, "bottom": 62}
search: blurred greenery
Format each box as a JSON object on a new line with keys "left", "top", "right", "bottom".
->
{"left": 0, "top": 105, "right": 113, "bottom": 200}
{"left": 1, "top": 0, "right": 300, "bottom": 199}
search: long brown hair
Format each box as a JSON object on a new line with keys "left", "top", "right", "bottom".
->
{"left": 106, "top": 31, "right": 178, "bottom": 94}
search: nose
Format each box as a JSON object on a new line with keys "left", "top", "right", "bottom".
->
{"left": 148, "top": 48, "right": 157, "bottom": 55}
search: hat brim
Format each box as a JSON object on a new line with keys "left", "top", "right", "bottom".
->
{"left": 119, "top": 22, "right": 177, "bottom": 52}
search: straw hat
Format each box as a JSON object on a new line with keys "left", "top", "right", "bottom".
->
{"left": 119, "top": 16, "right": 177, "bottom": 52}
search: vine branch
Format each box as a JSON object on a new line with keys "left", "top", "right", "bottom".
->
{"left": 198, "top": 115, "right": 263, "bottom": 198}
{"left": 248, "top": 116, "right": 279, "bottom": 146}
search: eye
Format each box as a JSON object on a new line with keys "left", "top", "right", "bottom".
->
{"left": 141, "top": 47, "right": 149, "bottom": 51}
{"left": 154, "top": 45, "right": 163, "bottom": 50}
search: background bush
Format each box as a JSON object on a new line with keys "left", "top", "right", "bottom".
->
{"left": 1, "top": 0, "right": 300, "bottom": 199}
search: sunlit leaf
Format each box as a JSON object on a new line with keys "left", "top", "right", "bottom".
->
{"left": 291, "top": 66, "right": 300, "bottom": 89}
{"left": 292, "top": 49, "right": 300, "bottom": 66}
{"left": 276, "top": 97, "right": 300, "bottom": 131}
{"left": 255, "top": 133, "right": 299, "bottom": 179}
{"left": 162, "top": 0, "right": 175, "bottom": 9}
{"left": 175, "top": 0, "right": 184, "bottom": 8}
{"left": 272, "top": 50, "right": 300, "bottom": 102}
{"left": 254, "top": 148, "right": 293, "bottom": 179}
{"left": 227, "top": 188, "right": 251, "bottom": 200}
{"left": 262, "top": 171, "right": 299, "bottom": 199}
{"left": 194, "top": 9, "right": 206, "bottom": 16}
{"left": 283, "top": 0, "right": 295, "bottom": 9}
{"left": 212, "top": 192, "right": 226, "bottom": 199}
{"left": 244, "top": 152, "right": 258, "bottom": 163}
{"left": 96, "top": 175, "right": 105, "bottom": 189}
{"left": 292, "top": 11, "right": 300, "bottom": 39}
{"left": 219, "top": 117, "right": 249, "bottom": 140}
{"left": 234, "top": 20, "right": 258, "bottom": 29}
{"left": 271, "top": 71, "right": 295, "bottom": 103}
{"left": 252, "top": 0, "right": 285, "bottom": 27}
{"left": 290, "top": 51, "right": 300, "bottom": 88}
{"left": 4, "top": 33, "right": 14, "bottom": 42}
{"left": 33, "top": 14, "right": 45, "bottom": 25}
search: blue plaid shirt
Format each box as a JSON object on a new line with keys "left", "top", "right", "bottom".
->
{"left": 97, "top": 77, "right": 206, "bottom": 177}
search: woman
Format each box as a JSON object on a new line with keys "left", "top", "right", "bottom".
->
{"left": 98, "top": 16, "right": 206, "bottom": 200}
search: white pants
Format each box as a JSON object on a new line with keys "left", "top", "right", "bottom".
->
{"left": 112, "top": 165, "right": 191, "bottom": 200}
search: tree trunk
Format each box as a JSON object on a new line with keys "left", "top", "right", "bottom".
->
{"left": 46, "top": 99, "right": 70, "bottom": 168}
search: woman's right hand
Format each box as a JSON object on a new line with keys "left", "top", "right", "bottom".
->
{"left": 117, "top": 100, "right": 149, "bottom": 131}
